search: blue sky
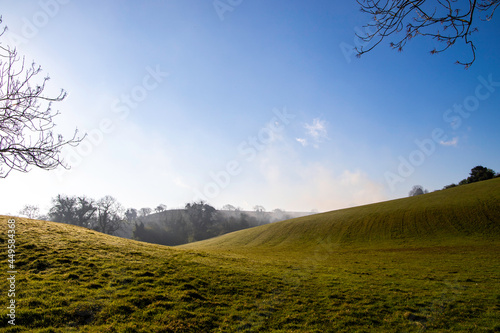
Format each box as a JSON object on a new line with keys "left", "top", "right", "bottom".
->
{"left": 1, "top": 0, "right": 500, "bottom": 215}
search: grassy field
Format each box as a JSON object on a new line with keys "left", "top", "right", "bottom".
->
{"left": 1, "top": 178, "right": 499, "bottom": 332}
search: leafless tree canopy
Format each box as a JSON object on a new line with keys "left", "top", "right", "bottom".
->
{"left": 95, "top": 196, "right": 124, "bottom": 235}
{"left": 356, "top": 0, "right": 499, "bottom": 68}
{"left": 19, "top": 204, "right": 40, "bottom": 219}
{"left": 408, "top": 184, "right": 428, "bottom": 196}
{"left": 0, "top": 21, "right": 82, "bottom": 178}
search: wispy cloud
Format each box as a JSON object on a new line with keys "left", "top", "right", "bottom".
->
{"left": 296, "top": 138, "right": 308, "bottom": 146}
{"left": 440, "top": 137, "right": 459, "bottom": 147}
{"left": 297, "top": 118, "right": 329, "bottom": 148}
{"left": 305, "top": 118, "right": 328, "bottom": 141}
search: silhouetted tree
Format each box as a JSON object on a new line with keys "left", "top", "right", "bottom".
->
{"left": 467, "top": 165, "right": 496, "bottom": 183}
{"left": 49, "top": 194, "right": 78, "bottom": 224}
{"left": 125, "top": 208, "right": 138, "bottom": 222}
{"left": 155, "top": 204, "right": 167, "bottom": 213}
{"left": 49, "top": 194, "right": 96, "bottom": 226}
{"left": 459, "top": 178, "right": 468, "bottom": 186}
{"left": 94, "top": 196, "right": 124, "bottom": 235}
{"left": 0, "top": 19, "right": 81, "bottom": 178}
{"left": 409, "top": 185, "right": 428, "bottom": 197}
{"left": 185, "top": 201, "right": 217, "bottom": 241}
{"left": 166, "top": 210, "right": 190, "bottom": 244}
{"left": 222, "top": 204, "right": 236, "bottom": 211}
{"left": 356, "top": 0, "right": 499, "bottom": 68}
{"left": 75, "top": 196, "right": 96, "bottom": 228}
{"left": 443, "top": 183, "right": 458, "bottom": 190}
{"left": 19, "top": 204, "right": 39, "bottom": 219}
{"left": 133, "top": 221, "right": 146, "bottom": 240}
{"left": 139, "top": 207, "right": 152, "bottom": 217}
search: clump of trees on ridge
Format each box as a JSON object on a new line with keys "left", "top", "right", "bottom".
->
{"left": 442, "top": 165, "right": 498, "bottom": 190}
{"left": 410, "top": 165, "right": 498, "bottom": 196}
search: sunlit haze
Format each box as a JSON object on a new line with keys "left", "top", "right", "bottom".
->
{"left": 1, "top": 1, "right": 500, "bottom": 215}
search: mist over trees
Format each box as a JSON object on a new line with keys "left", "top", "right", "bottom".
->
{"left": 125, "top": 208, "right": 138, "bottom": 223}
{"left": 128, "top": 201, "right": 303, "bottom": 246}
{"left": 46, "top": 195, "right": 300, "bottom": 245}
{"left": 131, "top": 201, "right": 277, "bottom": 246}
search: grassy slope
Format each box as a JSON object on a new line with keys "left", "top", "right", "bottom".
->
{"left": 0, "top": 178, "right": 499, "bottom": 332}
{"left": 180, "top": 178, "right": 500, "bottom": 255}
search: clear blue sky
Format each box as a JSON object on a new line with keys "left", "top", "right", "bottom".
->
{"left": 1, "top": 0, "right": 500, "bottom": 215}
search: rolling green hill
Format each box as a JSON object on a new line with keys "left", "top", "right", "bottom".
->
{"left": 180, "top": 178, "right": 500, "bottom": 255}
{"left": 0, "top": 178, "right": 499, "bottom": 332}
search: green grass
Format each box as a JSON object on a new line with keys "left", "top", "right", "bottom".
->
{"left": 1, "top": 178, "right": 499, "bottom": 332}
{"left": 181, "top": 178, "right": 500, "bottom": 255}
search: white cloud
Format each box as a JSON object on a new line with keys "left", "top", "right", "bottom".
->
{"left": 296, "top": 138, "right": 308, "bottom": 146}
{"left": 305, "top": 118, "right": 328, "bottom": 142}
{"left": 298, "top": 118, "right": 329, "bottom": 148}
{"left": 440, "top": 137, "right": 459, "bottom": 147}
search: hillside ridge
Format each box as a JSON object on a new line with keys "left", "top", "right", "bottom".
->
{"left": 179, "top": 178, "right": 500, "bottom": 253}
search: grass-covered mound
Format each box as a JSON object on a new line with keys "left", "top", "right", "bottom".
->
{"left": 0, "top": 178, "right": 499, "bottom": 332}
{"left": 180, "top": 178, "right": 500, "bottom": 255}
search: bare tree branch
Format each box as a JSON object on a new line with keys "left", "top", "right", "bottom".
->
{"left": 356, "top": 0, "right": 499, "bottom": 68}
{"left": 0, "top": 17, "right": 83, "bottom": 178}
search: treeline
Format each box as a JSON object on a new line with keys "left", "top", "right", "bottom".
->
{"left": 410, "top": 165, "right": 499, "bottom": 197}
{"left": 42, "top": 196, "right": 286, "bottom": 246}
{"left": 132, "top": 202, "right": 277, "bottom": 246}
{"left": 408, "top": 165, "right": 500, "bottom": 197}
{"left": 47, "top": 195, "right": 125, "bottom": 235}
{"left": 442, "top": 165, "right": 499, "bottom": 189}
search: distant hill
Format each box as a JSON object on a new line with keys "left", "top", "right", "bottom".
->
{"left": 116, "top": 208, "right": 313, "bottom": 240}
{"left": 180, "top": 177, "right": 500, "bottom": 254}
{"left": 140, "top": 208, "right": 312, "bottom": 225}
